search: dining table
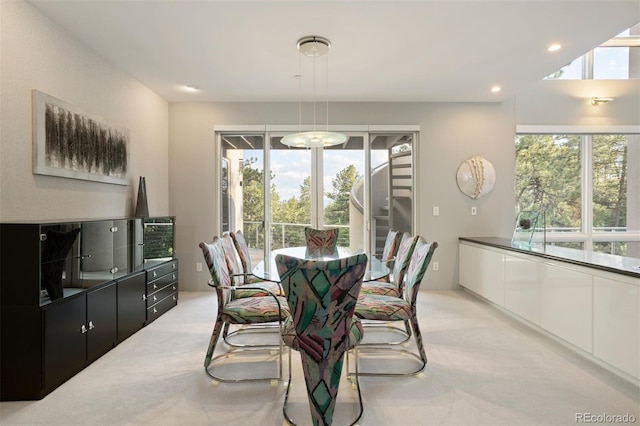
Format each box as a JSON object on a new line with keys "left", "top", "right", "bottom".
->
{"left": 252, "top": 246, "right": 390, "bottom": 282}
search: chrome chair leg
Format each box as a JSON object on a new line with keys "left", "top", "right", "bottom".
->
{"left": 205, "top": 317, "right": 286, "bottom": 383}
{"left": 348, "top": 319, "right": 427, "bottom": 377}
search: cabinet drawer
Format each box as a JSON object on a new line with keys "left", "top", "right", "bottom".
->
{"left": 147, "top": 271, "right": 178, "bottom": 294}
{"left": 147, "top": 293, "right": 178, "bottom": 323}
{"left": 147, "top": 283, "right": 178, "bottom": 307}
{"left": 147, "top": 260, "right": 178, "bottom": 281}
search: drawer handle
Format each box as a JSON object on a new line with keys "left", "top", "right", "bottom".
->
{"left": 153, "top": 295, "right": 157, "bottom": 302}
{"left": 88, "top": 321, "right": 95, "bottom": 330}
{"left": 173, "top": 295, "right": 177, "bottom": 301}
{"left": 172, "top": 263, "right": 176, "bottom": 269}
{"left": 153, "top": 271, "right": 157, "bottom": 278}
{"left": 153, "top": 307, "right": 157, "bottom": 313}
{"left": 172, "top": 285, "right": 176, "bottom": 290}
{"left": 153, "top": 284, "right": 158, "bottom": 289}
{"left": 81, "top": 325, "right": 87, "bottom": 334}
{"left": 172, "top": 274, "right": 176, "bottom": 280}
{"left": 142, "top": 294, "right": 147, "bottom": 301}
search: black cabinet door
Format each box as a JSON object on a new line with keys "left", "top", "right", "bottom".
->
{"left": 117, "top": 271, "right": 146, "bottom": 341}
{"left": 44, "top": 296, "right": 86, "bottom": 392}
{"left": 86, "top": 283, "right": 118, "bottom": 362}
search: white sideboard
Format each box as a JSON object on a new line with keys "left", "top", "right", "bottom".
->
{"left": 459, "top": 238, "right": 640, "bottom": 383}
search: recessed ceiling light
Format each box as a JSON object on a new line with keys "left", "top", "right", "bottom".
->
{"left": 491, "top": 86, "right": 501, "bottom": 93}
{"left": 185, "top": 85, "right": 199, "bottom": 91}
{"left": 548, "top": 44, "right": 562, "bottom": 52}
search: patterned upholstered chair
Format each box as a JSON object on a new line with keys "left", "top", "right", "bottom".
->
{"left": 360, "top": 232, "right": 418, "bottom": 297}
{"left": 218, "top": 233, "right": 285, "bottom": 347}
{"left": 199, "top": 237, "right": 290, "bottom": 383}
{"left": 276, "top": 253, "right": 368, "bottom": 426}
{"left": 229, "top": 230, "right": 270, "bottom": 284}
{"left": 374, "top": 229, "right": 402, "bottom": 275}
{"left": 221, "top": 232, "right": 283, "bottom": 298}
{"left": 304, "top": 227, "right": 339, "bottom": 255}
{"left": 354, "top": 237, "right": 438, "bottom": 376}
{"left": 353, "top": 233, "right": 419, "bottom": 346}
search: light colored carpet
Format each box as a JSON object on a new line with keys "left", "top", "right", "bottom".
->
{"left": 1, "top": 290, "right": 638, "bottom": 426}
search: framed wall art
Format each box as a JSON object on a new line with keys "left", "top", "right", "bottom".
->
{"left": 32, "top": 90, "right": 129, "bottom": 185}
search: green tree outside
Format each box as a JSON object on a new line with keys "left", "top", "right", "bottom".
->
{"left": 241, "top": 161, "right": 358, "bottom": 249}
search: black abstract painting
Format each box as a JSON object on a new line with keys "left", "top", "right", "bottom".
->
{"left": 33, "top": 90, "right": 129, "bottom": 185}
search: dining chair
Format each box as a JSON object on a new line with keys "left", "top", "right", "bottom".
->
{"left": 304, "top": 227, "right": 339, "bottom": 254}
{"left": 361, "top": 232, "right": 418, "bottom": 298}
{"left": 221, "top": 232, "right": 284, "bottom": 298}
{"left": 218, "top": 232, "right": 285, "bottom": 347}
{"left": 229, "top": 230, "right": 269, "bottom": 283}
{"left": 374, "top": 229, "right": 402, "bottom": 276}
{"left": 199, "top": 237, "right": 290, "bottom": 383}
{"left": 353, "top": 237, "right": 438, "bottom": 376}
{"left": 276, "top": 252, "right": 368, "bottom": 426}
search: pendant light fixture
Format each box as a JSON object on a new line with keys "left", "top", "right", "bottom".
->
{"left": 281, "top": 36, "right": 348, "bottom": 148}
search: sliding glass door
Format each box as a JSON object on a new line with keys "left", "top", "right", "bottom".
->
{"left": 220, "top": 134, "right": 267, "bottom": 265}
{"left": 218, "top": 130, "right": 415, "bottom": 261}
{"left": 268, "top": 136, "right": 312, "bottom": 249}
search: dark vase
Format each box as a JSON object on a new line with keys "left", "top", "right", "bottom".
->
{"left": 135, "top": 176, "right": 149, "bottom": 218}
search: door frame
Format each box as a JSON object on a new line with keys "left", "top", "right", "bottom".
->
{"left": 214, "top": 124, "right": 420, "bottom": 258}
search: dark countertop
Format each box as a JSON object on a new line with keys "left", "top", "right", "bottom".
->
{"left": 459, "top": 237, "right": 640, "bottom": 279}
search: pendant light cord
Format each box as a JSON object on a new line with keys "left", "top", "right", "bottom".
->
{"left": 298, "top": 50, "right": 302, "bottom": 133}
{"left": 313, "top": 51, "right": 317, "bottom": 132}
{"left": 326, "top": 48, "right": 329, "bottom": 132}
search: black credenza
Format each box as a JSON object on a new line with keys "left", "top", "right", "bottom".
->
{"left": 0, "top": 216, "right": 178, "bottom": 400}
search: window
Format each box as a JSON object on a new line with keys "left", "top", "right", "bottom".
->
{"left": 515, "top": 133, "right": 639, "bottom": 258}
{"left": 217, "top": 129, "right": 416, "bottom": 263}
{"left": 545, "top": 23, "right": 640, "bottom": 80}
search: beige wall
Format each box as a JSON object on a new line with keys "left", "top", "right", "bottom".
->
{"left": 169, "top": 101, "right": 517, "bottom": 291}
{"left": 0, "top": 1, "right": 169, "bottom": 221}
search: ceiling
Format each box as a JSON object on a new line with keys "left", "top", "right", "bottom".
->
{"left": 28, "top": 0, "right": 640, "bottom": 103}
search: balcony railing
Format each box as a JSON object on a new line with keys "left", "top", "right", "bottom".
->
{"left": 243, "top": 221, "right": 350, "bottom": 249}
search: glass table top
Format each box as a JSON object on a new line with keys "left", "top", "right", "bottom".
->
{"left": 252, "top": 246, "right": 389, "bottom": 282}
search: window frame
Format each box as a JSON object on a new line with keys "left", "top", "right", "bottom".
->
{"left": 545, "top": 23, "right": 640, "bottom": 80}
{"left": 515, "top": 125, "right": 640, "bottom": 253}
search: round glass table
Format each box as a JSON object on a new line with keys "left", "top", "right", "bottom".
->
{"left": 252, "top": 246, "right": 390, "bottom": 282}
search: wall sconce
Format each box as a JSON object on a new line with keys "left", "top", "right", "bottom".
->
{"left": 590, "top": 97, "right": 614, "bottom": 106}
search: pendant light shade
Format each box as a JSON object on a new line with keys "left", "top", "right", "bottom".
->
{"left": 281, "top": 36, "right": 347, "bottom": 148}
{"left": 280, "top": 131, "right": 348, "bottom": 148}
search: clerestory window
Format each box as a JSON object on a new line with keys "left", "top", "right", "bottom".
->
{"left": 545, "top": 23, "right": 640, "bottom": 80}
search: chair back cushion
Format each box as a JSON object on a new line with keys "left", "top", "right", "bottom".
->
{"left": 221, "top": 232, "right": 244, "bottom": 285}
{"left": 404, "top": 238, "right": 438, "bottom": 304}
{"left": 392, "top": 233, "right": 419, "bottom": 288}
{"left": 304, "top": 227, "right": 339, "bottom": 252}
{"left": 229, "top": 230, "right": 253, "bottom": 273}
{"left": 275, "top": 253, "right": 367, "bottom": 354}
{"left": 199, "top": 237, "right": 232, "bottom": 304}
{"left": 381, "top": 229, "right": 402, "bottom": 261}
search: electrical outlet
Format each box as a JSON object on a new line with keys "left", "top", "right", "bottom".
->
{"left": 433, "top": 206, "right": 439, "bottom": 216}
{"left": 196, "top": 262, "right": 203, "bottom": 272}
{"left": 471, "top": 206, "right": 477, "bottom": 216}
{"left": 433, "top": 262, "right": 439, "bottom": 271}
